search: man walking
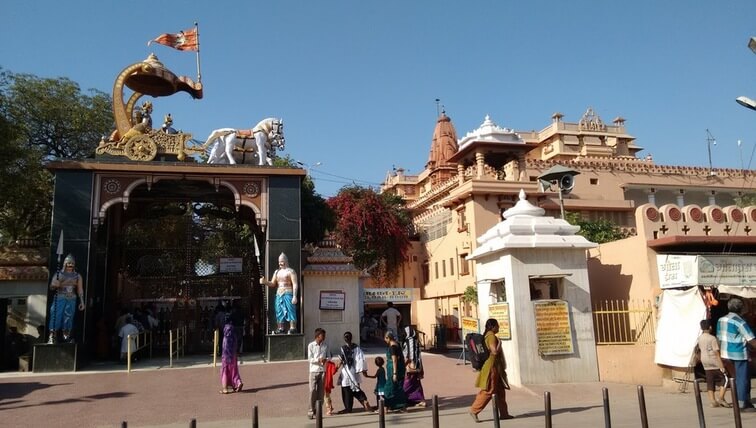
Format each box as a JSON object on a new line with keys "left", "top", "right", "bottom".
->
{"left": 338, "top": 331, "right": 373, "bottom": 414}
{"left": 381, "top": 302, "right": 402, "bottom": 338}
{"left": 716, "top": 298, "right": 756, "bottom": 412}
{"left": 307, "top": 328, "right": 328, "bottom": 419}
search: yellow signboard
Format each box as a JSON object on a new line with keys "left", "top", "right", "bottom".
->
{"left": 488, "top": 303, "right": 511, "bottom": 340}
{"left": 461, "top": 317, "right": 480, "bottom": 335}
{"left": 533, "top": 300, "right": 574, "bottom": 355}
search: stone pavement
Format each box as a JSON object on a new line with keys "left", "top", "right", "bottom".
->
{"left": 0, "top": 345, "right": 753, "bottom": 428}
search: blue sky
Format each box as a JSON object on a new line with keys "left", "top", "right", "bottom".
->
{"left": 3, "top": 1, "right": 756, "bottom": 197}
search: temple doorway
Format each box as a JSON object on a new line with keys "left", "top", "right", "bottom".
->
{"left": 91, "top": 179, "right": 266, "bottom": 359}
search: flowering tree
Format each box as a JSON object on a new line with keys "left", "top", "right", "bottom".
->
{"left": 328, "top": 186, "right": 411, "bottom": 284}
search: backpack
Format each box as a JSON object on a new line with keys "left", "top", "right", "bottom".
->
{"left": 465, "top": 333, "right": 490, "bottom": 371}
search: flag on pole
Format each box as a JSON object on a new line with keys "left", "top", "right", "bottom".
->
{"left": 148, "top": 27, "right": 199, "bottom": 51}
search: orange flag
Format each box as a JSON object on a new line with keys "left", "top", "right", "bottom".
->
{"left": 148, "top": 27, "right": 199, "bottom": 52}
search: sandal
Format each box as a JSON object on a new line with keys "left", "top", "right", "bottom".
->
{"left": 233, "top": 383, "right": 244, "bottom": 392}
{"left": 219, "top": 389, "right": 230, "bottom": 394}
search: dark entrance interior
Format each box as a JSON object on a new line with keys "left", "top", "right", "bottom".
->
{"left": 89, "top": 179, "right": 265, "bottom": 359}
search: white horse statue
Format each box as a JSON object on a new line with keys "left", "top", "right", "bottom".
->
{"left": 206, "top": 118, "right": 285, "bottom": 165}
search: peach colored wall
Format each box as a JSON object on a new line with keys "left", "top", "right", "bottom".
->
{"left": 596, "top": 345, "right": 663, "bottom": 385}
{"left": 587, "top": 235, "right": 659, "bottom": 303}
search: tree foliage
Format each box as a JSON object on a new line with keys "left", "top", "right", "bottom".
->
{"left": 273, "top": 155, "right": 335, "bottom": 245}
{"left": 461, "top": 285, "right": 478, "bottom": 305}
{"left": 327, "top": 185, "right": 411, "bottom": 284}
{"left": 735, "top": 193, "right": 756, "bottom": 208}
{"left": 565, "top": 212, "right": 628, "bottom": 244}
{"left": 0, "top": 69, "right": 112, "bottom": 244}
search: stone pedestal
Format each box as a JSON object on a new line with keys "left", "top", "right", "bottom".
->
{"left": 32, "top": 343, "right": 79, "bottom": 372}
{"left": 265, "top": 333, "right": 305, "bottom": 361}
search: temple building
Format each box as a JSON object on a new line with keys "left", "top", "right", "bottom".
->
{"left": 381, "top": 108, "right": 756, "bottom": 384}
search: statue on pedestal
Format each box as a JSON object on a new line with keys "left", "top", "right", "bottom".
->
{"left": 48, "top": 254, "right": 85, "bottom": 343}
{"left": 261, "top": 252, "right": 298, "bottom": 334}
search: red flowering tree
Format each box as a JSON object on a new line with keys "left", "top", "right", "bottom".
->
{"left": 327, "top": 186, "right": 411, "bottom": 284}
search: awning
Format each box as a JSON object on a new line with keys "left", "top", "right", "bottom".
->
{"left": 528, "top": 273, "right": 573, "bottom": 280}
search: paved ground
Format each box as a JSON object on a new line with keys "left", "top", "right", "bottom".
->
{"left": 1, "top": 344, "right": 754, "bottom": 428}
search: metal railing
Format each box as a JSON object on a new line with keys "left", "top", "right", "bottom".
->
{"left": 169, "top": 326, "right": 187, "bottom": 368}
{"left": 126, "top": 330, "right": 152, "bottom": 373}
{"left": 592, "top": 300, "right": 655, "bottom": 345}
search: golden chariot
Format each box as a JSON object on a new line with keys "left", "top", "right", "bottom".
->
{"left": 96, "top": 54, "right": 206, "bottom": 162}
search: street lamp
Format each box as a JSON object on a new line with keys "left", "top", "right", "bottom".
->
{"left": 736, "top": 96, "right": 756, "bottom": 111}
{"left": 295, "top": 160, "right": 322, "bottom": 177}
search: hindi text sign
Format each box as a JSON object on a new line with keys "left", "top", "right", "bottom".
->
{"left": 488, "top": 303, "right": 511, "bottom": 340}
{"left": 533, "top": 300, "right": 574, "bottom": 355}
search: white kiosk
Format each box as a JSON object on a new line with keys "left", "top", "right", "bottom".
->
{"left": 467, "top": 190, "right": 599, "bottom": 386}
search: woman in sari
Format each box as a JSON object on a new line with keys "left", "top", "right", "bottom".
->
{"left": 219, "top": 315, "right": 243, "bottom": 394}
{"left": 469, "top": 318, "right": 513, "bottom": 422}
{"left": 402, "top": 326, "right": 426, "bottom": 407}
{"left": 382, "top": 331, "right": 407, "bottom": 411}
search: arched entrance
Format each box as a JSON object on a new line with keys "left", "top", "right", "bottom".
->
{"left": 93, "top": 179, "right": 267, "bottom": 358}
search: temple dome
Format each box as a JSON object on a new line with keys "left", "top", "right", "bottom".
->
{"left": 426, "top": 112, "right": 458, "bottom": 168}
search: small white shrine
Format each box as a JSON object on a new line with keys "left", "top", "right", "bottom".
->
{"left": 468, "top": 190, "right": 599, "bottom": 385}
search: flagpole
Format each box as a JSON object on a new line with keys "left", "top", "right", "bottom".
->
{"left": 195, "top": 21, "right": 202, "bottom": 83}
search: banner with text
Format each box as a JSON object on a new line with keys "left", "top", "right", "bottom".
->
{"left": 657, "top": 255, "right": 756, "bottom": 288}
{"left": 363, "top": 288, "right": 414, "bottom": 304}
{"left": 534, "top": 300, "right": 574, "bottom": 356}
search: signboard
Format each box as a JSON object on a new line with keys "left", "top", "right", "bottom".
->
{"left": 363, "top": 288, "right": 413, "bottom": 304}
{"left": 319, "top": 290, "right": 346, "bottom": 310}
{"left": 657, "top": 255, "right": 756, "bottom": 288}
{"left": 461, "top": 317, "right": 480, "bottom": 335}
{"left": 219, "top": 257, "right": 243, "bottom": 273}
{"left": 488, "top": 303, "right": 511, "bottom": 340}
{"left": 533, "top": 300, "right": 574, "bottom": 355}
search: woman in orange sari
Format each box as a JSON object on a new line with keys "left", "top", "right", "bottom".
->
{"left": 469, "top": 318, "right": 513, "bottom": 422}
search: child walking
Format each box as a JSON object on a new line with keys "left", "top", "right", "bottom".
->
{"left": 323, "top": 359, "right": 339, "bottom": 416}
{"left": 365, "top": 356, "right": 386, "bottom": 405}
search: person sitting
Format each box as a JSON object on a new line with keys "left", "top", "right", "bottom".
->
{"left": 118, "top": 315, "right": 139, "bottom": 363}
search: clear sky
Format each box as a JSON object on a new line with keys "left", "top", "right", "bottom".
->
{"left": 3, "top": 1, "right": 756, "bottom": 197}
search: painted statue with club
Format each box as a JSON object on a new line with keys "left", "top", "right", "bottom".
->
{"left": 47, "top": 253, "right": 85, "bottom": 344}
{"left": 260, "top": 252, "right": 299, "bottom": 334}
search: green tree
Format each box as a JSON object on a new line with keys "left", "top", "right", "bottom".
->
{"left": 327, "top": 185, "right": 411, "bottom": 285}
{"left": 273, "top": 155, "right": 335, "bottom": 245}
{"left": 565, "top": 212, "right": 628, "bottom": 244}
{"left": 0, "top": 69, "right": 112, "bottom": 244}
{"left": 735, "top": 193, "right": 756, "bottom": 208}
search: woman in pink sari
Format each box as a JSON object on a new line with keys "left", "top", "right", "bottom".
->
{"left": 220, "top": 316, "right": 243, "bottom": 394}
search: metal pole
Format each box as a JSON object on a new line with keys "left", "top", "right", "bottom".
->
{"left": 169, "top": 329, "right": 173, "bottom": 368}
{"left": 693, "top": 379, "right": 706, "bottom": 428}
{"left": 213, "top": 329, "right": 218, "bottom": 367}
{"left": 378, "top": 398, "right": 386, "bottom": 428}
{"left": 252, "top": 405, "right": 259, "bottom": 428}
{"left": 602, "top": 387, "right": 612, "bottom": 428}
{"left": 637, "top": 385, "right": 648, "bottom": 428}
{"left": 121, "top": 422, "right": 127, "bottom": 428}
{"left": 432, "top": 395, "right": 440, "bottom": 428}
{"left": 189, "top": 418, "right": 196, "bottom": 428}
{"left": 558, "top": 187, "right": 565, "bottom": 219}
{"left": 544, "top": 391, "right": 552, "bottom": 428}
{"left": 127, "top": 334, "right": 132, "bottom": 373}
{"left": 492, "top": 393, "right": 501, "bottom": 428}
{"left": 731, "top": 379, "right": 742, "bottom": 428}
{"left": 316, "top": 399, "right": 323, "bottom": 428}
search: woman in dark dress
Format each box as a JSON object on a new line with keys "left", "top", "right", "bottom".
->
{"left": 382, "top": 331, "right": 407, "bottom": 411}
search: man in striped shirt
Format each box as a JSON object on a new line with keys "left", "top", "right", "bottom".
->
{"left": 716, "top": 298, "right": 756, "bottom": 412}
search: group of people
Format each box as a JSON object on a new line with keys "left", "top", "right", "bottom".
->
{"left": 305, "top": 324, "right": 428, "bottom": 419}
{"left": 695, "top": 297, "right": 756, "bottom": 412}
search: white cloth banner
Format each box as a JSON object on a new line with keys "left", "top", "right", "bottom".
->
{"left": 654, "top": 288, "right": 707, "bottom": 367}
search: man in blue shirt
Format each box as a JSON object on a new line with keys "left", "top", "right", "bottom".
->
{"left": 716, "top": 298, "right": 756, "bottom": 412}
